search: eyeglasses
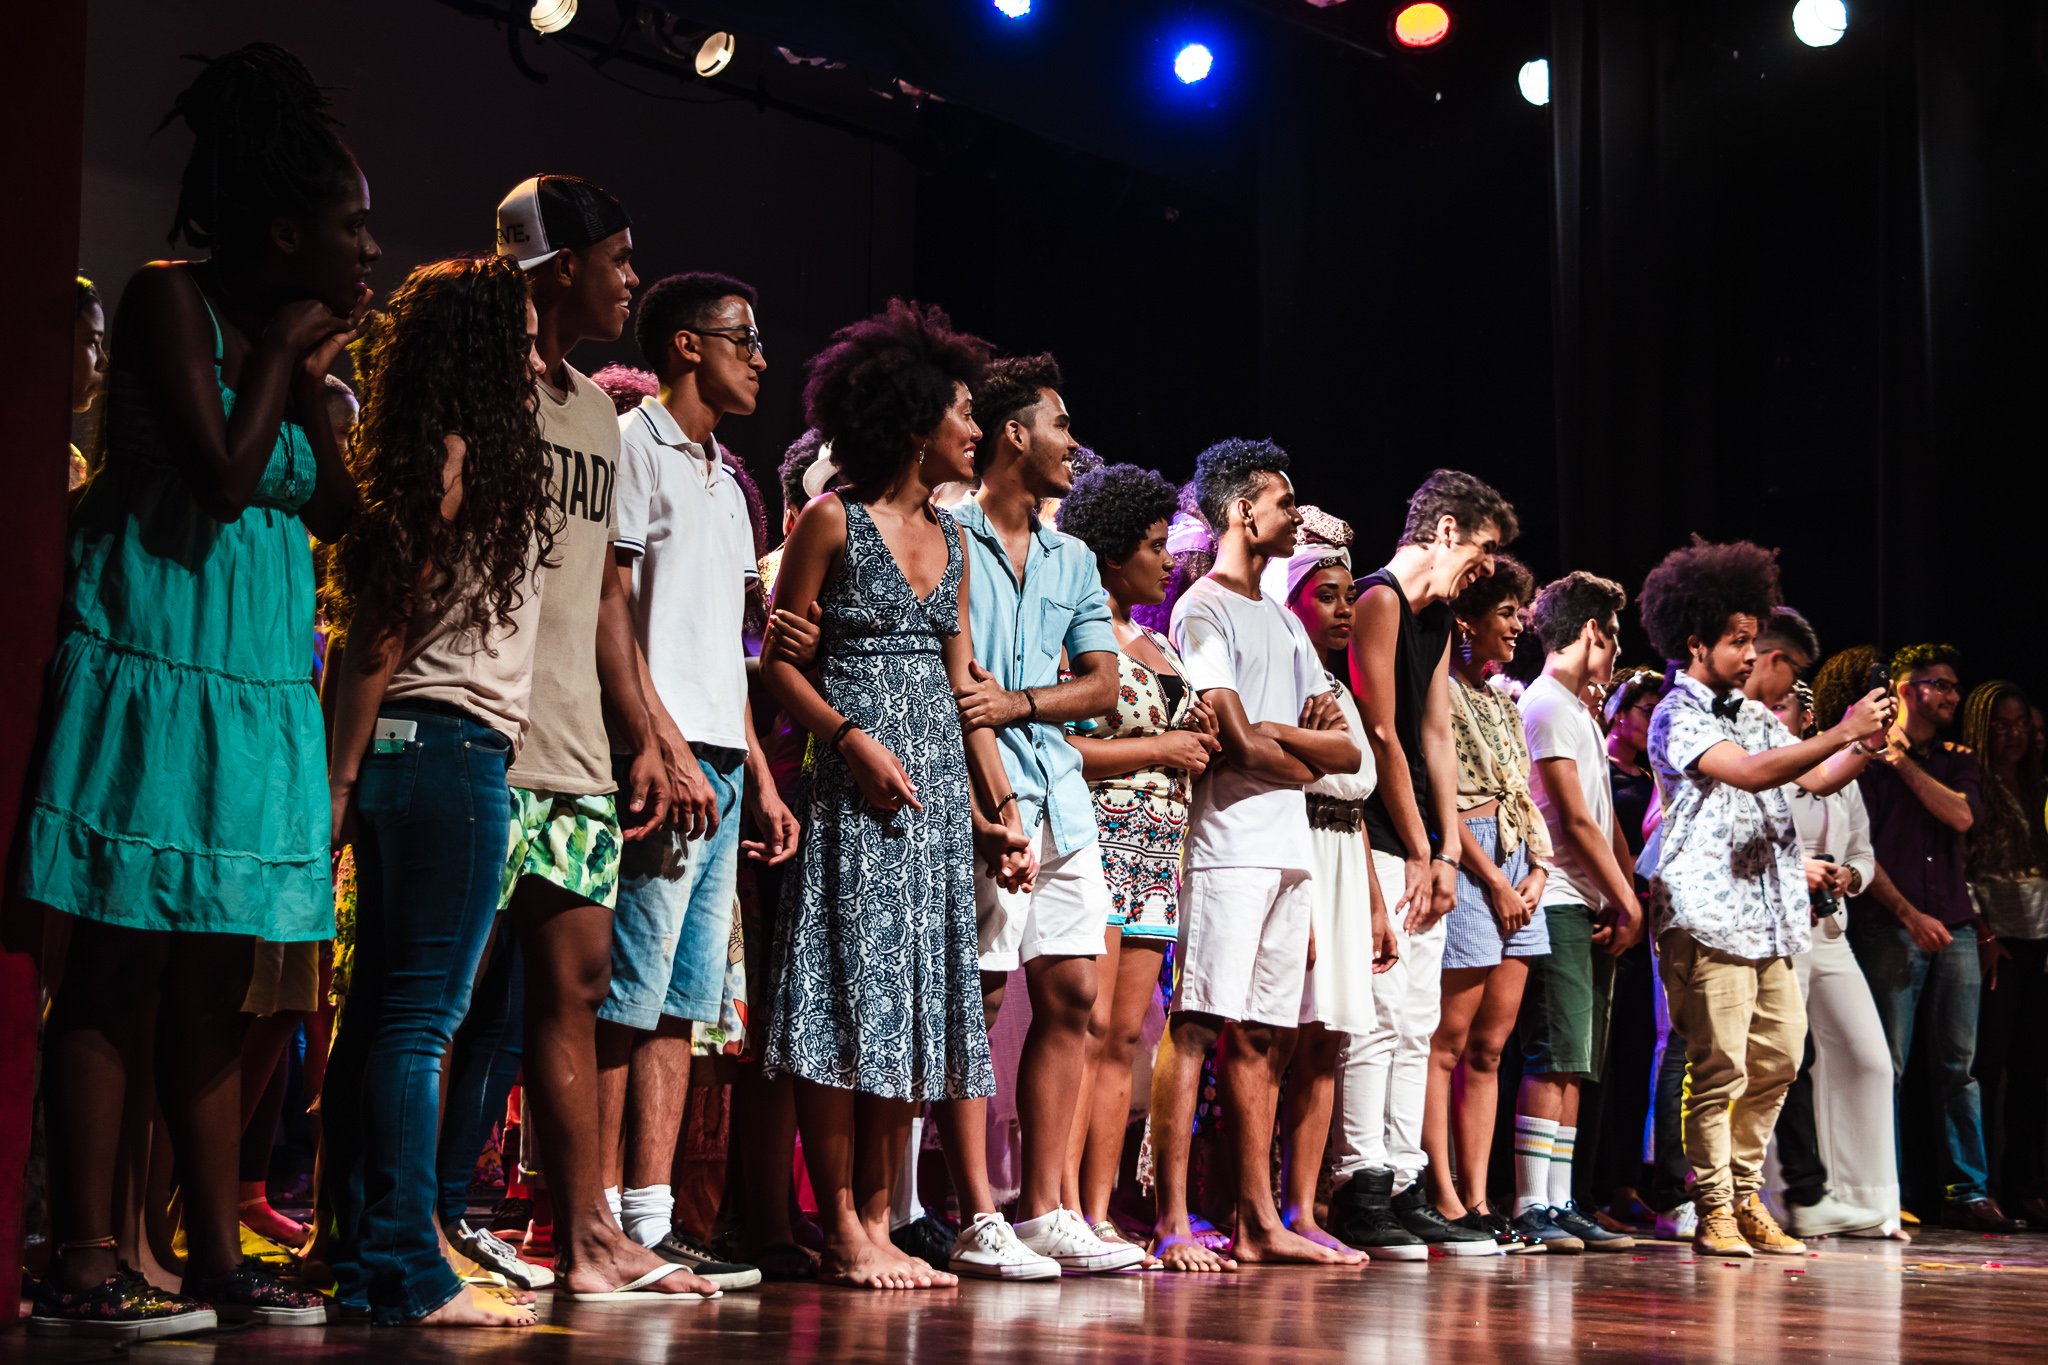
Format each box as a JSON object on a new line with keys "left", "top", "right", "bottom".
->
{"left": 1908, "top": 678, "right": 1960, "bottom": 697}
{"left": 679, "top": 325, "right": 764, "bottom": 360}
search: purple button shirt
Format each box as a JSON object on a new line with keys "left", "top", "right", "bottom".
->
{"left": 1854, "top": 740, "right": 1983, "bottom": 927}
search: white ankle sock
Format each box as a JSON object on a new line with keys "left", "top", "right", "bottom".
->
{"left": 1513, "top": 1116, "right": 1558, "bottom": 1216}
{"left": 1548, "top": 1126, "right": 1577, "bottom": 1209}
{"left": 890, "top": 1117, "right": 928, "bottom": 1231}
{"left": 604, "top": 1184, "right": 623, "bottom": 1229}
{"left": 620, "top": 1184, "right": 674, "bottom": 1248}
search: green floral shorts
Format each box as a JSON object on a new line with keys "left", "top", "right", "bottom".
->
{"left": 499, "top": 787, "right": 622, "bottom": 911}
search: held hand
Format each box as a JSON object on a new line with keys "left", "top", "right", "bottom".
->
{"left": 622, "top": 744, "right": 673, "bottom": 841}
{"left": 843, "top": 731, "right": 923, "bottom": 815}
{"left": 299, "top": 287, "right": 374, "bottom": 382}
{"left": 1828, "top": 864, "right": 1858, "bottom": 896}
{"left": 1592, "top": 894, "right": 1645, "bottom": 956}
{"left": 660, "top": 731, "right": 721, "bottom": 842}
{"left": 1803, "top": 859, "right": 1841, "bottom": 894}
{"left": 1841, "top": 687, "right": 1897, "bottom": 744}
{"left": 741, "top": 782, "right": 802, "bottom": 865}
{"left": 974, "top": 816, "right": 1031, "bottom": 887}
{"left": 1408, "top": 860, "right": 1458, "bottom": 934}
{"left": 1397, "top": 857, "right": 1431, "bottom": 927}
{"left": 1371, "top": 901, "right": 1400, "bottom": 973}
{"left": 1516, "top": 868, "right": 1547, "bottom": 912}
{"left": 1906, "top": 910, "right": 1954, "bottom": 954}
{"left": 1158, "top": 729, "right": 1221, "bottom": 777}
{"left": 1185, "top": 696, "right": 1221, "bottom": 738}
{"left": 1487, "top": 876, "right": 1532, "bottom": 937}
{"left": 1000, "top": 844, "right": 1039, "bottom": 894}
{"left": 762, "top": 603, "right": 823, "bottom": 669}
{"left": 955, "top": 660, "right": 1023, "bottom": 732}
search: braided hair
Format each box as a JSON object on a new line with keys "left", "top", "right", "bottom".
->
{"left": 160, "top": 43, "right": 359, "bottom": 256}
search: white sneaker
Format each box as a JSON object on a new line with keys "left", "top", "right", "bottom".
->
{"left": 1654, "top": 1202, "right": 1698, "bottom": 1242}
{"left": 1015, "top": 1208, "right": 1148, "bottom": 1274}
{"left": 452, "top": 1218, "right": 556, "bottom": 1290}
{"left": 1784, "top": 1195, "right": 1884, "bottom": 1239}
{"left": 949, "top": 1212, "right": 1062, "bottom": 1281}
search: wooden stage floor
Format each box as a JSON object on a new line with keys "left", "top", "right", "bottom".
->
{"left": 10, "top": 1228, "right": 2045, "bottom": 1362}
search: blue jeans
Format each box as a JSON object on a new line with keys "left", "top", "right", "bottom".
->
{"left": 436, "top": 925, "right": 524, "bottom": 1227}
{"left": 323, "top": 702, "right": 513, "bottom": 1322}
{"left": 1849, "top": 914, "right": 1991, "bottom": 1203}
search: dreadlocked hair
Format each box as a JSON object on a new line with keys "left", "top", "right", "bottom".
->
{"left": 329, "top": 256, "right": 555, "bottom": 655}
{"left": 1637, "top": 536, "right": 1782, "bottom": 662}
{"left": 161, "top": 43, "right": 358, "bottom": 255}
{"left": 1961, "top": 680, "right": 2047, "bottom": 868}
{"left": 1810, "top": 646, "right": 1880, "bottom": 732}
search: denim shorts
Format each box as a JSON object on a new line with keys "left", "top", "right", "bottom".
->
{"left": 599, "top": 747, "right": 745, "bottom": 1029}
{"left": 1441, "top": 816, "right": 1551, "bottom": 969}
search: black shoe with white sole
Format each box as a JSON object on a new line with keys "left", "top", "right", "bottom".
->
{"left": 653, "top": 1230, "right": 764, "bottom": 1290}
{"left": 1391, "top": 1182, "right": 1501, "bottom": 1257}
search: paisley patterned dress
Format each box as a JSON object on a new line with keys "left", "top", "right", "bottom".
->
{"left": 763, "top": 498, "right": 995, "bottom": 1101}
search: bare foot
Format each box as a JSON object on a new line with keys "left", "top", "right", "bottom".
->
{"left": 1150, "top": 1226, "right": 1237, "bottom": 1274}
{"left": 895, "top": 1254, "right": 959, "bottom": 1289}
{"left": 1233, "top": 1222, "right": 1359, "bottom": 1265}
{"left": 440, "top": 1239, "right": 538, "bottom": 1304}
{"left": 818, "top": 1235, "right": 925, "bottom": 1291}
{"left": 415, "top": 1283, "right": 537, "bottom": 1328}
{"left": 859, "top": 1215, "right": 955, "bottom": 1289}
{"left": 1279, "top": 1215, "right": 1368, "bottom": 1265}
{"left": 558, "top": 1228, "right": 720, "bottom": 1298}
{"left": 239, "top": 1199, "right": 311, "bottom": 1249}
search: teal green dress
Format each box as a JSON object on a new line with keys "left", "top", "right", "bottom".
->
{"left": 22, "top": 273, "right": 333, "bottom": 940}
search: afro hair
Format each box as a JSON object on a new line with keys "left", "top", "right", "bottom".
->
{"left": 802, "top": 299, "right": 991, "bottom": 492}
{"left": 1450, "top": 553, "right": 1536, "bottom": 627}
{"left": 1400, "top": 468, "right": 1520, "bottom": 548}
{"left": 1191, "top": 437, "right": 1290, "bottom": 531}
{"left": 777, "top": 427, "right": 827, "bottom": 522}
{"left": 1637, "top": 536, "right": 1782, "bottom": 662}
{"left": 1056, "top": 463, "right": 1180, "bottom": 566}
{"left": 634, "top": 271, "right": 757, "bottom": 374}
{"left": 589, "top": 363, "right": 658, "bottom": 415}
{"left": 973, "top": 352, "right": 1064, "bottom": 476}
{"left": 1527, "top": 570, "right": 1628, "bottom": 653}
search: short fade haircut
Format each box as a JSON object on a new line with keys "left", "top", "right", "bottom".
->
{"left": 634, "top": 271, "right": 758, "bottom": 374}
{"left": 1400, "top": 468, "right": 1520, "bottom": 549}
{"left": 1056, "top": 463, "right": 1180, "bottom": 566}
{"left": 1528, "top": 570, "right": 1628, "bottom": 653}
{"left": 1637, "top": 536, "right": 1782, "bottom": 662}
{"left": 1191, "top": 437, "right": 1290, "bottom": 531}
{"left": 972, "top": 353, "right": 1063, "bottom": 476}
{"left": 1756, "top": 606, "right": 1821, "bottom": 664}
{"left": 1450, "top": 552, "right": 1536, "bottom": 625}
{"left": 1891, "top": 641, "right": 1962, "bottom": 684}
{"left": 777, "top": 428, "right": 826, "bottom": 522}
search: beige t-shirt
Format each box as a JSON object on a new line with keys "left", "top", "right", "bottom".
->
{"left": 381, "top": 546, "right": 546, "bottom": 747}
{"left": 507, "top": 364, "right": 620, "bottom": 796}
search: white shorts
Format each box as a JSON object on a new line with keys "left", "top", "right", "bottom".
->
{"left": 1172, "top": 866, "right": 1313, "bottom": 1027}
{"left": 975, "top": 823, "right": 1112, "bottom": 972}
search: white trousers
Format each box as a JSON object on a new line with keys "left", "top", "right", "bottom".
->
{"left": 1330, "top": 850, "right": 1446, "bottom": 1190}
{"left": 1791, "top": 923, "right": 1903, "bottom": 1233}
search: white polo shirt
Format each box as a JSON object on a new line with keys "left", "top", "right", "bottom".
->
{"left": 613, "top": 395, "right": 756, "bottom": 752}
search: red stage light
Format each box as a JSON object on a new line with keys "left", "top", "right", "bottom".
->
{"left": 1390, "top": 3, "right": 1453, "bottom": 48}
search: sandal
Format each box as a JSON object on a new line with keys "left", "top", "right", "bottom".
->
{"left": 29, "top": 1259, "right": 218, "bottom": 1340}
{"left": 185, "top": 1257, "right": 331, "bottom": 1326}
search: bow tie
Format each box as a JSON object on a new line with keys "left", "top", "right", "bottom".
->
{"left": 1711, "top": 694, "right": 1744, "bottom": 721}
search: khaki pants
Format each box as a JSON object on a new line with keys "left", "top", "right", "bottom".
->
{"left": 1657, "top": 929, "right": 1808, "bottom": 1211}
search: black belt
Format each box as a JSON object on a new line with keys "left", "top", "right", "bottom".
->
{"left": 1307, "top": 794, "right": 1368, "bottom": 833}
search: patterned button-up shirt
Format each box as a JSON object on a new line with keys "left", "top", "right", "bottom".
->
{"left": 1645, "top": 672, "right": 1811, "bottom": 960}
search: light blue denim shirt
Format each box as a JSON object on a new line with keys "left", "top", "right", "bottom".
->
{"left": 952, "top": 498, "right": 1117, "bottom": 857}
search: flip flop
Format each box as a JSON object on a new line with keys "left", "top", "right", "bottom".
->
{"left": 557, "top": 1262, "right": 721, "bottom": 1303}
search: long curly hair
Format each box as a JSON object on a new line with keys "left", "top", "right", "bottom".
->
{"left": 1637, "top": 536, "right": 1782, "bottom": 661}
{"left": 329, "top": 256, "right": 555, "bottom": 652}
{"left": 1811, "top": 645, "right": 1881, "bottom": 732}
{"left": 802, "top": 299, "right": 991, "bottom": 492}
{"left": 159, "top": 43, "right": 358, "bottom": 256}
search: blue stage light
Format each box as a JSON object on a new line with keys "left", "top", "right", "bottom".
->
{"left": 993, "top": 0, "right": 1031, "bottom": 18}
{"left": 1173, "top": 42, "right": 1214, "bottom": 84}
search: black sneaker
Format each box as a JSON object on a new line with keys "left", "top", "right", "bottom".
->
{"left": 1391, "top": 1180, "right": 1501, "bottom": 1257}
{"left": 1462, "top": 1209, "right": 1542, "bottom": 1254}
{"left": 890, "top": 1213, "right": 957, "bottom": 1272}
{"left": 1552, "top": 1202, "right": 1636, "bottom": 1252}
{"left": 487, "top": 1194, "right": 532, "bottom": 1235}
{"left": 1329, "top": 1169, "right": 1428, "bottom": 1262}
{"left": 183, "top": 1257, "right": 330, "bottom": 1325}
{"left": 1509, "top": 1205, "right": 1585, "bottom": 1253}
{"left": 29, "top": 1265, "right": 218, "bottom": 1340}
{"left": 654, "top": 1230, "right": 763, "bottom": 1290}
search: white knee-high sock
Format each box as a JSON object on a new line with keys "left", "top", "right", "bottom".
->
{"left": 1547, "top": 1126, "right": 1577, "bottom": 1209}
{"left": 620, "top": 1183, "right": 674, "bottom": 1248}
{"left": 604, "top": 1184, "right": 623, "bottom": 1229}
{"left": 1514, "top": 1116, "right": 1558, "bottom": 1216}
{"left": 891, "top": 1117, "right": 928, "bottom": 1231}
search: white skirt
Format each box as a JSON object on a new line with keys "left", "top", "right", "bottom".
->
{"left": 1297, "top": 825, "right": 1377, "bottom": 1035}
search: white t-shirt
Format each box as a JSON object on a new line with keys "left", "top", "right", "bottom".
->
{"left": 612, "top": 396, "right": 756, "bottom": 752}
{"left": 1170, "top": 576, "right": 1331, "bottom": 874}
{"left": 1522, "top": 672, "right": 1618, "bottom": 910}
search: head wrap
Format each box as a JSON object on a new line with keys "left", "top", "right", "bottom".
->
{"left": 801, "top": 441, "right": 840, "bottom": 499}
{"left": 1262, "top": 542, "right": 1353, "bottom": 607}
{"left": 1165, "top": 510, "right": 1214, "bottom": 557}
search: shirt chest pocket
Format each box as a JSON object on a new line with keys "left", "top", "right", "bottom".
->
{"left": 1034, "top": 595, "right": 1077, "bottom": 667}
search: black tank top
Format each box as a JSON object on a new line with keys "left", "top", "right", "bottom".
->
{"left": 1355, "top": 566, "right": 1454, "bottom": 854}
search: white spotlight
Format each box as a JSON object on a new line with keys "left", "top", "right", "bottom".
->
{"left": 694, "top": 31, "right": 736, "bottom": 77}
{"left": 530, "top": 0, "right": 576, "bottom": 35}
{"left": 1792, "top": 0, "right": 1848, "bottom": 48}
{"left": 1518, "top": 57, "right": 1550, "bottom": 106}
